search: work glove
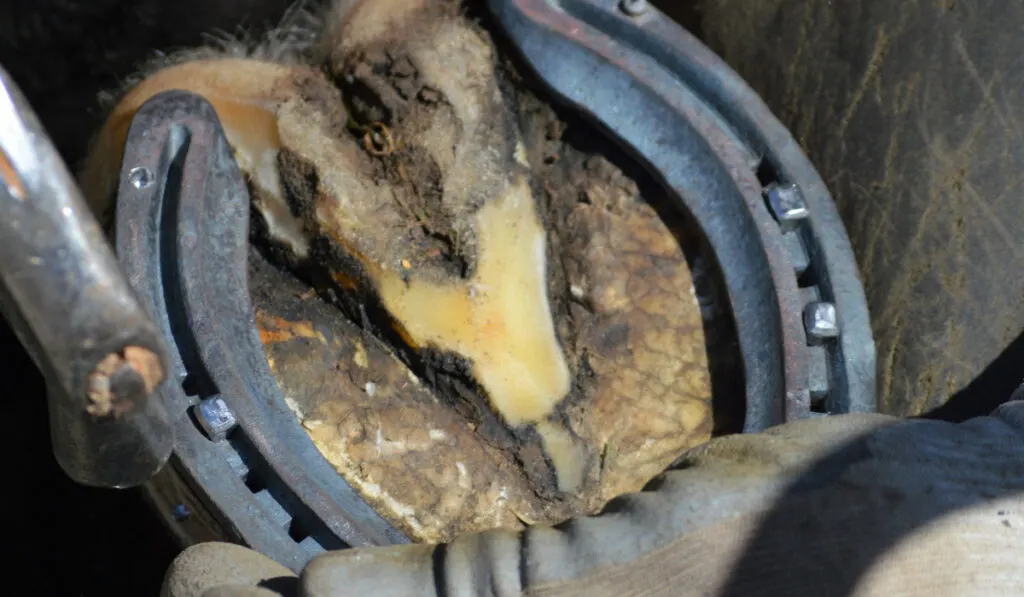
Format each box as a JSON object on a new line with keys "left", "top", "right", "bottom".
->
{"left": 163, "top": 400, "right": 1024, "bottom": 597}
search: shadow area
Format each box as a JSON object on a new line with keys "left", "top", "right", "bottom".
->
{"left": 0, "top": 318, "right": 178, "bottom": 596}
{"left": 921, "top": 328, "right": 1024, "bottom": 423}
{"left": 712, "top": 403, "right": 1024, "bottom": 596}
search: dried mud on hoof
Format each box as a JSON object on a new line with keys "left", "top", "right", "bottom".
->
{"left": 85, "top": 0, "right": 733, "bottom": 543}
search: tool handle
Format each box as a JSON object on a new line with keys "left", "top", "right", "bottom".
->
{"left": 0, "top": 65, "right": 174, "bottom": 488}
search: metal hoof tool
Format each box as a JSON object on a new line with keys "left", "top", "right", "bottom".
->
{"left": 0, "top": 65, "right": 173, "bottom": 488}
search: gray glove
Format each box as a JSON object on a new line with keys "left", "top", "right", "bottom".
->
{"left": 164, "top": 403, "right": 1024, "bottom": 597}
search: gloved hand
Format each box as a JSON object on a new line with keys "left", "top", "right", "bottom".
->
{"left": 163, "top": 401, "right": 1024, "bottom": 597}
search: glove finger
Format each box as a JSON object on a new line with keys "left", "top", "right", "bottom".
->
{"left": 297, "top": 414, "right": 897, "bottom": 596}
{"left": 162, "top": 542, "right": 297, "bottom": 597}
{"left": 300, "top": 407, "right": 1024, "bottom": 596}
{"left": 519, "top": 406, "right": 1024, "bottom": 596}
{"left": 301, "top": 544, "right": 438, "bottom": 597}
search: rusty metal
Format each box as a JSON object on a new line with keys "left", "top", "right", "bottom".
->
{"left": 0, "top": 64, "right": 173, "bottom": 488}
{"left": 114, "top": 91, "right": 405, "bottom": 573}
